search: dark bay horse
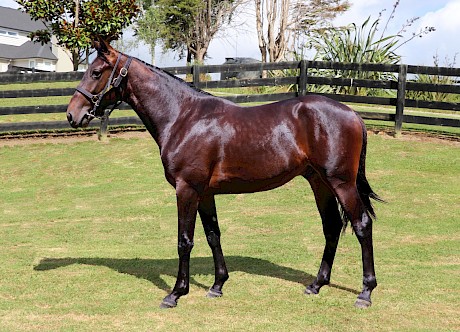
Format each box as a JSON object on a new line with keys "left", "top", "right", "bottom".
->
{"left": 66, "top": 39, "right": 382, "bottom": 309}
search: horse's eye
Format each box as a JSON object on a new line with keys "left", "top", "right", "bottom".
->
{"left": 91, "top": 70, "right": 102, "bottom": 79}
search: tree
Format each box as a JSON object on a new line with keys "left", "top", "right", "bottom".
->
{"left": 137, "top": 0, "right": 247, "bottom": 64}
{"left": 307, "top": 1, "right": 435, "bottom": 95}
{"left": 17, "top": 0, "right": 139, "bottom": 71}
{"left": 136, "top": 2, "right": 162, "bottom": 65}
{"left": 255, "top": 0, "right": 350, "bottom": 63}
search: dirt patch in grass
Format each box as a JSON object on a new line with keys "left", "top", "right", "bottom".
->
{"left": 0, "top": 130, "right": 151, "bottom": 147}
{"left": 368, "top": 129, "right": 460, "bottom": 146}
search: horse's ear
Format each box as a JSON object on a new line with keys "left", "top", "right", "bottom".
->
{"left": 92, "top": 36, "right": 118, "bottom": 64}
{"left": 92, "top": 36, "right": 111, "bottom": 55}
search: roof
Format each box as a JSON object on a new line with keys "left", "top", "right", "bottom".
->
{"left": 0, "top": 41, "right": 57, "bottom": 61}
{"left": 0, "top": 6, "right": 57, "bottom": 61}
{"left": 0, "top": 6, "right": 46, "bottom": 32}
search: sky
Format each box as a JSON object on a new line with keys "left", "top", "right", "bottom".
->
{"left": 333, "top": 0, "right": 460, "bottom": 66}
{"left": 1, "top": 0, "right": 459, "bottom": 67}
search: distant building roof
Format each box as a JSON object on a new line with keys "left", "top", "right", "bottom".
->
{"left": 0, "top": 6, "right": 57, "bottom": 61}
{"left": 0, "top": 6, "right": 46, "bottom": 32}
{"left": 0, "top": 41, "right": 57, "bottom": 60}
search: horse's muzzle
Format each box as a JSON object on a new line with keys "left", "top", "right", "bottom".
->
{"left": 67, "top": 112, "right": 76, "bottom": 127}
{"left": 67, "top": 111, "right": 92, "bottom": 128}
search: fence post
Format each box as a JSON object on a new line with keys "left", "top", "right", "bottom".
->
{"left": 298, "top": 60, "right": 308, "bottom": 96}
{"left": 395, "top": 64, "right": 408, "bottom": 135}
{"left": 98, "top": 109, "right": 110, "bottom": 141}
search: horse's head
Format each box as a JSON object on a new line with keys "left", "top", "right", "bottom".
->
{"left": 67, "top": 38, "right": 132, "bottom": 128}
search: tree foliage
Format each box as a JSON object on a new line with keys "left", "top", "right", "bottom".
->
{"left": 17, "top": 0, "right": 139, "bottom": 70}
{"left": 135, "top": 2, "right": 162, "bottom": 64}
{"left": 137, "top": 0, "right": 246, "bottom": 64}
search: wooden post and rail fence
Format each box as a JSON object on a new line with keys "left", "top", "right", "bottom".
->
{"left": 0, "top": 60, "right": 459, "bottom": 138}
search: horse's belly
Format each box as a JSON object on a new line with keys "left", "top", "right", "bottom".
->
{"left": 208, "top": 157, "right": 307, "bottom": 194}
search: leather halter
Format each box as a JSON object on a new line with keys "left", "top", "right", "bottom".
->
{"left": 75, "top": 53, "right": 133, "bottom": 119}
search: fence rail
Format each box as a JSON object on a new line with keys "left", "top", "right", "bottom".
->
{"left": 0, "top": 60, "right": 459, "bottom": 135}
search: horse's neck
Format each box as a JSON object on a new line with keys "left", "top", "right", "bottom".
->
{"left": 125, "top": 62, "right": 202, "bottom": 147}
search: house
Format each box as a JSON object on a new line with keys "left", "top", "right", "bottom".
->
{"left": 0, "top": 6, "right": 74, "bottom": 72}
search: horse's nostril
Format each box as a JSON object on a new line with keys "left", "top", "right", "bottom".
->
{"left": 67, "top": 112, "right": 73, "bottom": 123}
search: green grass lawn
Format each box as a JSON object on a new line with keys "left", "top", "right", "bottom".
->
{"left": 0, "top": 133, "right": 458, "bottom": 331}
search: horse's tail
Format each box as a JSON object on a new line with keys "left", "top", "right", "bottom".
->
{"left": 356, "top": 118, "right": 384, "bottom": 220}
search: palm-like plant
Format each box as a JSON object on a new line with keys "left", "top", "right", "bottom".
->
{"left": 308, "top": 17, "right": 400, "bottom": 95}
{"left": 306, "top": 0, "right": 435, "bottom": 96}
{"left": 406, "top": 54, "right": 459, "bottom": 103}
{"left": 312, "top": 17, "right": 400, "bottom": 64}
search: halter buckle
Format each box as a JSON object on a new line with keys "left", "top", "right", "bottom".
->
{"left": 91, "top": 95, "right": 100, "bottom": 104}
{"left": 120, "top": 67, "right": 128, "bottom": 77}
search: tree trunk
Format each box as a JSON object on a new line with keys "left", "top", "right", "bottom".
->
{"left": 72, "top": 49, "right": 79, "bottom": 71}
{"left": 187, "top": 50, "right": 193, "bottom": 66}
{"left": 255, "top": 0, "right": 267, "bottom": 63}
{"left": 73, "top": 0, "right": 80, "bottom": 71}
{"left": 255, "top": 0, "right": 290, "bottom": 63}
{"left": 195, "top": 47, "right": 207, "bottom": 64}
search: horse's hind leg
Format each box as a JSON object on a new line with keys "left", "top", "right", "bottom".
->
{"left": 330, "top": 180, "right": 377, "bottom": 308}
{"left": 198, "top": 195, "right": 229, "bottom": 298}
{"left": 304, "top": 171, "right": 343, "bottom": 295}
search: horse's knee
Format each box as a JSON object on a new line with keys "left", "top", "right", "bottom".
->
{"left": 178, "top": 236, "right": 194, "bottom": 256}
{"left": 206, "top": 231, "right": 221, "bottom": 247}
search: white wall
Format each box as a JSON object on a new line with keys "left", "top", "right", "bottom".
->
{"left": 52, "top": 36, "right": 74, "bottom": 72}
{"left": 12, "top": 58, "right": 56, "bottom": 72}
{"left": 0, "top": 29, "right": 30, "bottom": 47}
{"left": 0, "top": 59, "right": 9, "bottom": 72}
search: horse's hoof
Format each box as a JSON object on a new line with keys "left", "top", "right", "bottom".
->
{"left": 304, "top": 287, "right": 318, "bottom": 295}
{"left": 354, "top": 298, "right": 372, "bottom": 309}
{"left": 159, "top": 299, "right": 177, "bottom": 309}
{"left": 206, "top": 288, "right": 223, "bottom": 298}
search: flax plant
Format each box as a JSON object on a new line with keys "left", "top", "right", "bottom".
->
{"left": 406, "top": 54, "right": 459, "bottom": 103}
{"left": 308, "top": 17, "right": 400, "bottom": 96}
{"left": 306, "top": 1, "right": 435, "bottom": 96}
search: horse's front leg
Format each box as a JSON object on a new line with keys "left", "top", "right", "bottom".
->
{"left": 160, "top": 181, "right": 199, "bottom": 309}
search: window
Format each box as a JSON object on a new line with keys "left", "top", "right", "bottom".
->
{"left": 29, "top": 60, "right": 35, "bottom": 69}
{"left": 0, "top": 29, "right": 18, "bottom": 37}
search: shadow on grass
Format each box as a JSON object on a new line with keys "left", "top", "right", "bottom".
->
{"left": 33, "top": 256, "right": 359, "bottom": 295}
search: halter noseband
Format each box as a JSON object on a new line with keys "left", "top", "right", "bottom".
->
{"left": 76, "top": 53, "right": 133, "bottom": 120}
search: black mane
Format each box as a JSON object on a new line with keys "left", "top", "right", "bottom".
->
{"left": 134, "top": 57, "right": 212, "bottom": 96}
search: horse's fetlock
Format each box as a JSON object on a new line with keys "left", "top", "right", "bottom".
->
{"left": 363, "top": 275, "right": 377, "bottom": 290}
{"left": 219, "top": 271, "right": 229, "bottom": 283}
